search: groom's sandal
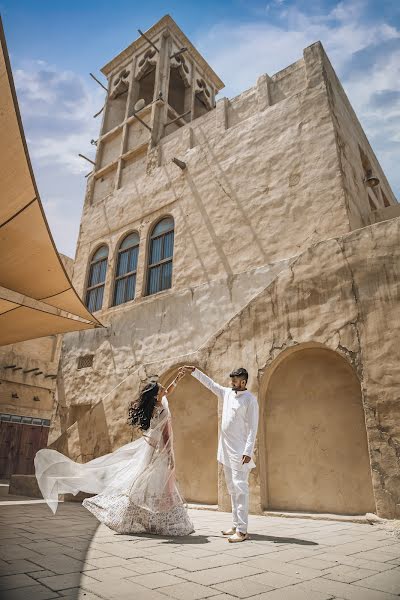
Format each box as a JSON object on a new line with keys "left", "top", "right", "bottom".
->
{"left": 221, "top": 527, "right": 236, "bottom": 536}
{"left": 228, "top": 531, "right": 249, "bottom": 543}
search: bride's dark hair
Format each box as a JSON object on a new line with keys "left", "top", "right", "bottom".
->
{"left": 128, "top": 382, "right": 160, "bottom": 431}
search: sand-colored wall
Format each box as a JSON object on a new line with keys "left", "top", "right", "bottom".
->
{"left": 0, "top": 254, "right": 73, "bottom": 420}
{"left": 0, "top": 334, "right": 58, "bottom": 420}
{"left": 264, "top": 346, "right": 375, "bottom": 515}
{"left": 160, "top": 369, "right": 218, "bottom": 504}
{"left": 0, "top": 381, "right": 54, "bottom": 420}
{"left": 190, "top": 217, "right": 400, "bottom": 518}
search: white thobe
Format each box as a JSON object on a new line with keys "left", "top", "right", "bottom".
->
{"left": 191, "top": 369, "right": 259, "bottom": 470}
{"left": 192, "top": 369, "right": 259, "bottom": 532}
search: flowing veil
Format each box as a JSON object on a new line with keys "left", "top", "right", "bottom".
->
{"left": 34, "top": 397, "right": 194, "bottom": 535}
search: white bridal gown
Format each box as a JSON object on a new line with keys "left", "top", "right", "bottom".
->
{"left": 34, "top": 397, "right": 194, "bottom": 536}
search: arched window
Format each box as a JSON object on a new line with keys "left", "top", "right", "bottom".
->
{"left": 85, "top": 246, "right": 108, "bottom": 312}
{"left": 147, "top": 217, "right": 174, "bottom": 295}
{"left": 113, "top": 232, "right": 140, "bottom": 306}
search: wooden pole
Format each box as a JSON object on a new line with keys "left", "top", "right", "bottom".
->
{"left": 138, "top": 29, "right": 159, "bottom": 53}
{"left": 78, "top": 153, "right": 96, "bottom": 166}
{"left": 89, "top": 73, "right": 108, "bottom": 92}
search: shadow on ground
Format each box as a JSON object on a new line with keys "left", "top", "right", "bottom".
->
{"left": 0, "top": 501, "right": 319, "bottom": 599}
{"left": 122, "top": 530, "right": 318, "bottom": 546}
{"left": 0, "top": 502, "right": 99, "bottom": 600}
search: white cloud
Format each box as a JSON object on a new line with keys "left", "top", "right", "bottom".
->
{"left": 196, "top": 0, "right": 400, "bottom": 197}
{"left": 15, "top": 61, "right": 104, "bottom": 175}
{"left": 15, "top": 61, "right": 105, "bottom": 256}
{"left": 197, "top": 1, "right": 399, "bottom": 97}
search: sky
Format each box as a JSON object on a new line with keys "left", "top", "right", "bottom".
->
{"left": 1, "top": 0, "right": 399, "bottom": 257}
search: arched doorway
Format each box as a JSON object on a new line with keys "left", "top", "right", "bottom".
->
{"left": 160, "top": 368, "right": 218, "bottom": 504}
{"left": 262, "top": 346, "right": 375, "bottom": 514}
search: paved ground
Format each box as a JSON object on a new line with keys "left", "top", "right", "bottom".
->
{"left": 0, "top": 499, "right": 399, "bottom": 600}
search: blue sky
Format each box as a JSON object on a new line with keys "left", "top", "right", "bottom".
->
{"left": 1, "top": 0, "right": 399, "bottom": 257}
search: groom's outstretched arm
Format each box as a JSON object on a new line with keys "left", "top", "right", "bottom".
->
{"left": 182, "top": 366, "right": 226, "bottom": 400}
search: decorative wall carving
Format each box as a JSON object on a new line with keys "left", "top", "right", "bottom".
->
{"left": 136, "top": 48, "right": 158, "bottom": 80}
{"left": 170, "top": 52, "right": 191, "bottom": 88}
{"left": 110, "top": 68, "right": 130, "bottom": 99}
{"left": 195, "top": 75, "right": 213, "bottom": 110}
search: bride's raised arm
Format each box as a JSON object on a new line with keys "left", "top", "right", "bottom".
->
{"left": 163, "top": 370, "right": 185, "bottom": 396}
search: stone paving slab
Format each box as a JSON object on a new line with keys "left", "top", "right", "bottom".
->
{"left": 212, "top": 577, "right": 274, "bottom": 597}
{"left": 2, "top": 583, "right": 59, "bottom": 600}
{"left": 0, "top": 500, "right": 399, "bottom": 600}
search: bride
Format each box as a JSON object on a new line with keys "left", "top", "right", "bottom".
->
{"left": 34, "top": 371, "right": 194, "bottom": 536}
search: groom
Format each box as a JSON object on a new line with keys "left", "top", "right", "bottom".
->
{"left": 180, "top": 365, "right": 259, "bottom": 542}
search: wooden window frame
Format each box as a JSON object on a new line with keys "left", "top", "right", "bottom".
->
{"left": 112, "top": 235, "right": 140, "bottom": 306}
{"left": 146, "top": 220, "right": 174, "bottom": 296}
{"left": 85, "top": 247, "right": 108, "bottom": 312}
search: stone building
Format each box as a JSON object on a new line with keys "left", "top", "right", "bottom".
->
{"left": 49, "top": 15, "right": 400, "bottom": 519}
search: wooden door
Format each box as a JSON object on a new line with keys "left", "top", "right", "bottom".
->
{"left": 0, "top": 422, "right": 49, "bottom": 478}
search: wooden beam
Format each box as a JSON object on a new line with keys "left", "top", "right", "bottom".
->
{"left": 132, "top": 113, "right": 152, "bottom": 132}
{"left": 138, "top": 29, "right": 159, "bottom": 53}
{"left": 78, "top": 153, "right": 96, "bottom": 166}
{"left": 89, "top": 72, "right": 108, "bottom": 92}
{"left": 172, "top": 157, "right": 186, "bottom": 170}
{"left": 165, "top": 109, "right": 191, "bottom": 126}
{"left": 170, "top": 47, "right": 188, "bottom": 60}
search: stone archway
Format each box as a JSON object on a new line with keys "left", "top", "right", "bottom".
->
{"left": 160, "top": 368, "right": 218, "bottom": 504}
{"left": 262, "top": 345, "right": 375, "bottom": 515}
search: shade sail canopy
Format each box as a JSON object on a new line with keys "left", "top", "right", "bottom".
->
{"left": 0, "top": 17, "right": 103, "bottom": 346}
{"left": 0, "top": 304, "right": 95, "bottom": 346}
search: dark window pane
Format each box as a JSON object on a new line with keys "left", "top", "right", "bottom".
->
{"left": 117, "top": 251, "right": 129, "bottom": 277}
{"left": 88, "top": 289, "right": 96, "bottom": 312}
{"left": 150, "top": 237, "right": 163, "bottom": 265}
{"left": 90, "top": 262, "right": 100, "bottom": 286}
{"left": 114, "top": 279, "right": 125, "bottom": 306}
{"left": 98, "top": 259, "right": 107, "bottom": 283}
{"left": 126, "top": 274, "right": 136, "bottom": 301}
{"left": 161, "top": 260, "right": 173, "bottom": 290}
{"left": 163, "top": 231, "right": 174, "bottom": 259}
{"left": 128, "top": 246, "right": 138, "bottom": 272}
{"left": 87, "top": 285, "right": 104, "bottom": 312}
{"left": 148, "top": 266, "right": 161, "bottom": 295}
{"left": 86, "top": 289, "right": 96, "bottom": 312}
{"left": 90, "top": 259, "right": 107, "bottom": 286}
{"left": 95, "top": 286, "right": 104, "bottom": 311}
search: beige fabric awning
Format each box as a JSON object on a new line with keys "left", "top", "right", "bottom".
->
{"left": 0, "top": 17, "right": 103, "bottom": 345}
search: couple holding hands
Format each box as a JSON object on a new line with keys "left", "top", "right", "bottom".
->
{"left": 35, "top": 365, "right": 259, "bottom": 542}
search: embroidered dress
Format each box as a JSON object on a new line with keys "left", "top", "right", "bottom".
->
{"left": 34, "top": 397, "right": 194, "bottom": 536}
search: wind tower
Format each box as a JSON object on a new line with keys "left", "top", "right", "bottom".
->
{"left": 89, "top": 15, "right": 224, "bottom": 204}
